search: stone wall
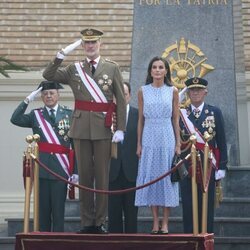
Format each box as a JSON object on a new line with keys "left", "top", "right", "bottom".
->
{"left": 242, "top": 0, "right": 250, "bottom": 73}
{"left": 242, "top": 0, "right": 250, "bottom": 100}
{"left": 0, "top": 0, "right": 133, "bottom": 71}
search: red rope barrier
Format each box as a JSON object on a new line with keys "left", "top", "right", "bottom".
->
{"left": 32, "top": 154, "right": 190, "bottom": 195}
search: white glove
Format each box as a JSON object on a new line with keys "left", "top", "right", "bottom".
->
{"left": 70, "top": 174, "right": 79, "bottom": 184}
{"left": 57, "top": 39, "right": 82, "bottom": 59}
{"left": 25, "top": 87, "right": 42, "bottom": 103}
{"left": 112, "top": 130, "right": 124, "bottom": 143}
{"left": 215, "top": 170, "right": 226, "bottom": 180}
{"left": 179, "top": 86, "right": 187, "bottom": 103}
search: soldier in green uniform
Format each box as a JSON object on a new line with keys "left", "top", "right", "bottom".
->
{"left": 43, "top": 28, "right": 126, "bottom": 234}
{"left": 11, "top": 80, "right": 77, "bottom": 232}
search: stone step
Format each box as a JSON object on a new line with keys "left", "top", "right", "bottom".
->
{"left": 214, "top": 237, "right": 250, "bottom": 250}
{"left": 6, "top": 216, "right": 250, "bottom": 237}
{"left": 137, "top": 217, "right": 250, "bottom": 237}
{"left": 213, "top": 197, "right": 250, "bottom": 217}
{"left": 223, "top": 166, "right": 250, "bottom": 197}
{"left": 0, "top": 237, "right": 15, "bottom": 250}
{"left": 64, "top": 197, "right": 250, "bottom": 218}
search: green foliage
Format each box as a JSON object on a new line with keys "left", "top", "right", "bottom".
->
{"left": 0, "top": 56, "right": 29, "bottom": 78}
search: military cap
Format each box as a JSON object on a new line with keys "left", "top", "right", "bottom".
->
{"left": 185, "top": 77, "right": 208, "bottom": 89}
{"left": 38, "top": 80, "right": 64, "bottom": 91}
{"left": 80, "top": 28, "right": 104, "bottom": 41}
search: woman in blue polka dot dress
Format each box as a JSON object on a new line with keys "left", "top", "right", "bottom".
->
{"left": 135, "top": 56, "right": 181, "bottom": 234}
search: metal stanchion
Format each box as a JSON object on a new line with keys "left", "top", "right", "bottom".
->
{"left": 33, "top": 134, "right": 40, "bottom": 231}
{"left": 201, "top": 132, "right": 213, "bottom": 234}
{"left": 190, "top": 134, "right": 199, "bottom": 235}
{"left": 201, "top": 141, "right": 209, "bottom": 233}
{"left": 23, "top": 135, "right": 33, "bottom": 233}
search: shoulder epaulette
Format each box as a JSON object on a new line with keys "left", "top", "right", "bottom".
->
{"left": 61, "top": 105, "right": 72, "bottom": 110}
{"left": 105, "top": 58, "right": 118, "bottom": 65}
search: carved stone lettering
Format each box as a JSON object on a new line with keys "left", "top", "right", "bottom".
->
{"left": 139, "top": 0, "right": 161, "bottom": 5}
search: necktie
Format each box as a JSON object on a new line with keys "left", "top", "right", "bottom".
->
{"left": 193, "top": 108, "right": 200, "bottom": 118}
{"left": 89, "top": 60, "right": 96, "bottom": 75}
{"left": 50, "top": 109, "right": 56, "bottom": 123}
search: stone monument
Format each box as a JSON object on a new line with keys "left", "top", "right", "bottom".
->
{"left": 130, "top": 0, "right": 239, "bottom": 165}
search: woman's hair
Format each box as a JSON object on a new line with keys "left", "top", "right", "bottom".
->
{"left": 145, "top": 56, "right": 172, "bottom": 86}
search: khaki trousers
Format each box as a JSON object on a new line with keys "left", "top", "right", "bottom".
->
{"left": 74, "top": 139, "right": 111, "bottom": 227}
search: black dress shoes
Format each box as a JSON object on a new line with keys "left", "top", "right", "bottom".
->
{"left": 158, "top": 229, "right": 168, "bottom": 234}
{"left": 77, "top": 225, "right": 108, "bottom": 234}
{"left": 94, "top": 224, "right": 109, "bottom": 234}
{"left": 77, "top": 226, "right": 96, "bottom": 234}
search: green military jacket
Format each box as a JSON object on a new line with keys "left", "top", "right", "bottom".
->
{"left": 43, "top": 57, "right": 126, "bottom": 140}
{"left": 11, "top": 101, "right": 75, "bottom": 179}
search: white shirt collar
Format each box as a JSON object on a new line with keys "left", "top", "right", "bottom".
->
{"left": 87, "top": 56, "right": 100, "bottom": 65}
{"left": 46, "top": 104, "right": 59, "bottom": 114}
{"left": 191, "top": 102, "right": 204, "bottom": 112}
{"left": 126, "top": 104, "right": 130, "bottom": 114}
{"left": 126, "top": 104, "right": 130, "bottom": 125}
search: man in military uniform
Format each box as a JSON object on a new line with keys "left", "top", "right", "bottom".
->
{"left": 179, "top": 77, "right": 228, "bottom": 233}
{"left": 43, "top": 28, "right": 126, "bottom": 234}
{"left": 11, "top": 80, "right": 77, "bottom": 232}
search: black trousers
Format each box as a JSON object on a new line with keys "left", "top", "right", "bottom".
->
{"left": 39, "top": 179, "right": 67, "bottom": 232}
{"left": 108, "top": 168, "right": 138, "bottom": 233}
{"left": 180, "top": 169, "right": 215, "bottom": 233}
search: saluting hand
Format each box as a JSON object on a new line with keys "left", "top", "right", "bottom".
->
{"left": 178, "top": 86, "right": 187, "bottom": 103}
{"left": 25, "top": 86, "right": 43, "bottom": 104}
{"left": 57, "top": 39, "right": 82, "bottom": 59}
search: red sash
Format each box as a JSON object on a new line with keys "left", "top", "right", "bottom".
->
{"left": 180, "top": 108, "right": 219, "bottom": 169}
{"left": 75, "top": 100, "right": 116, "bottom": 127}
{"left": 34, "top": 110, "right": 76, "bottom": 199}
{"left": 38, "top": 142, "right": 75, "bottom": 175}
{"left": 195, "top": 142, "right": 220, "bottom": 169}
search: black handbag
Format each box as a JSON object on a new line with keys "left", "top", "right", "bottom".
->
{"left": 171, "top": 154, "right": 188, "bottom": 182}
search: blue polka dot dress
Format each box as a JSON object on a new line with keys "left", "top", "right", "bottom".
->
{"left": 135, "top": 84, "right": 179, "bottom": 207}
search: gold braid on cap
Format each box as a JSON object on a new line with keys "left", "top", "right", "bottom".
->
{"left": 192, "top": 78, "right": 199, "bottom": 84}
{"left": 86, "top": 30, "right": 94, "bottom": 36}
